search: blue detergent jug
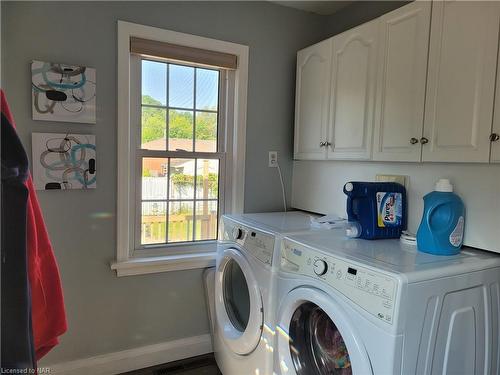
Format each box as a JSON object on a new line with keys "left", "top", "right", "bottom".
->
{"left": 417, "top": 179, "right": 465, "bottom": 255}
{"left": 343, "top": 181, "right": 407, "bottom": 239}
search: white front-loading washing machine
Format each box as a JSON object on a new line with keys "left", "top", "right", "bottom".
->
{"left": 214, "top": 211, "right": 321, "bottom": 375}
{"left": 274, "top": 229, "right": 500, "bottom": 375}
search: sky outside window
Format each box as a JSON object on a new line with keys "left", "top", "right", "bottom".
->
{"left": 141, "top": 61, "right": 219, "bottom": 111}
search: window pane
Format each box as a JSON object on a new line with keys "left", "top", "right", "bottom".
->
{"left": 136, "top": 59, "right": 223, "bottom": 248}
{"left": 142, "top": 107, "right": 166, "bottom": 150}
{"left": 142, "top": 60, "right": 166, "bottom": 105}
{"left": 195, "top": 200, "right": 218, "bottom": 241}
{"left": 169, "top": 64, "right": 194, "bottom": 108}
{"left": 141, "top": 201, "right": 166, "bottom": 245}
{"left": 196, "top": 159, "right": 219, "bottom": 199}
{"left": 195, "top": 112, "right": 217, "bottom": 152}
{"left": 196, "top": 68, "right": 219, "bottom": 111}
{"left": 168, "top": 110, "right": 193, "bottom": 151}
{"left": 142, "top": 157, "right": 168, "bottom": 200}
{"left": 169, "top": 158, "right": 195, "bottom": 199}
{"left": 168, "top": 201, "right": 194, "bottom": 243}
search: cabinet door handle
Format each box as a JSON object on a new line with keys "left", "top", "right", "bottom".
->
{"left": 490, "top": 133, "right": 500, "bottom": 142}
{"left": 325, "top": 141, "right": 332, "bottom": 147}
{"left": 410, "top": 137, "right": 419, "bottom": 145}
{"left": 420, "top": 137, "right": 429, "bottom": 145}
{"left": 319, "top": 141, "right": 326, "bottom": 147}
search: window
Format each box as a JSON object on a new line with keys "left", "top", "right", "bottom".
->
{"left": 114, "top": 21, "right": 248, "bottom": 276}
{"left": 138, "top": 60, "right": 222, "bottom": 247}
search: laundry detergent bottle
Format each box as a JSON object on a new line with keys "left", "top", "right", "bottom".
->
{"left": 416, "top": 179, "right": 465, "bottom": 255}
{"left": 343, "top": 181, "right": 407, "bottom": 239}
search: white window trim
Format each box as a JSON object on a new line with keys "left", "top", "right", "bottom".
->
{"left": 112, "top": 21, "right": 248, "bottom": 276}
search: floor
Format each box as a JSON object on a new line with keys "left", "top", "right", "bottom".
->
{"left": 121, "top": 354, "right": 221, "bottom": 375}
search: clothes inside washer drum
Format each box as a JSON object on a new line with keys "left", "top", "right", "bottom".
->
{"left": 309, "top": 307, "right": 352, "bottom": 374}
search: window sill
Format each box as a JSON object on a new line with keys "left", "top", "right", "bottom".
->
{"left": 110, "top": 252, "right": 216, "bottom": 277}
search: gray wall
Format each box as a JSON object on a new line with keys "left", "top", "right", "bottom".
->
{"left": 323, "top": 1, "right": 409, "bottom": 37}
{"left": 1, "top": 1, "right": 325, "bottom": 364}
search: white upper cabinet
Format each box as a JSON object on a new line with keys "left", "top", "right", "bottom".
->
{"left": 294, "top": 39, "right": 332, "bottom": 160}
{"left": 422, "top": 1, "right": 500, "bottom": 162}
{"left": 327, "top": 20, "right": 378, "bottom": 160}
{"left": 294, "top": 1, "right": 500, "bottom": 164}
{"left": 373, "top": 1, "right": 431, "bottom": 162}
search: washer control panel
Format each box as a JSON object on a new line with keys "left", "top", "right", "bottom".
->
{"left": 222, "top": 220, "right": 275, "bottom": 265}
{"left": 281, "top": 239, "right": 398, "bottom": 324}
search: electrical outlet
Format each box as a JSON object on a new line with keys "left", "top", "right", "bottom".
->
{"left": 269, "top": 151, "right": 278, "bottom": 167}
{"left": 376, "top": 174, "right": 409, "bottom": 189}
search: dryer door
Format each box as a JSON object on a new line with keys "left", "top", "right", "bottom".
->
{"left": 215, "top": 247, "right": 263, "bottom": 355}
{"left": 276, "top": 287, "right": 373, "bottom": 375}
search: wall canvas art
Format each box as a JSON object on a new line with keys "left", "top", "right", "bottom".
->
{"left": 31, "top": 60, "right": 96, "bottom": 124}
{"left": 32, "top": 133, "right": 96, "bottom": 190}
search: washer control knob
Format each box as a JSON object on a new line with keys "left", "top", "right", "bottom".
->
{"left": 233, "top": 227, "right": 245, "bottom": 240}
{"left": 313, "top": 259, "right": 328, "bottom": 276}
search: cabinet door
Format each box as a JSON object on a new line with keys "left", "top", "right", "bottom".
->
{"left": 422, "top": 1, "right": 500, "bottom": 163}
{"left": 491, "top": 45, "right": 500, "bottom": 163}
{"left": 327, "top": 20, "right": 378, "bottom": 160}
{"left": 294, "top": 39, "right": 332, "bottom": 160}
{"left": 373, "top": 1, "right": 431, "bottom": 162}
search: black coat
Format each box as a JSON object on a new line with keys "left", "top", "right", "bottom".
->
{"left": 1, "top": 111, "right": 36, "bottom": 371}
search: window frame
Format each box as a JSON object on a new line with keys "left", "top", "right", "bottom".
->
{"left": 113, "top": 21, "right": 248, "bottom": 276}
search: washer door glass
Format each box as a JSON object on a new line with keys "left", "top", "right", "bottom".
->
{"left": 223, "top": 258, "right": 251, "bottom": 332}
{"left": 290, "top": 302, "right": 352, "bottom": 375}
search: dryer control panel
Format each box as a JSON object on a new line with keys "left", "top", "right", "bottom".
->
{"left": 222, "top": 219, "right": 275, "bottom": 265}
{"left": 281, "top": 239, "right": 398, "bottom": 325}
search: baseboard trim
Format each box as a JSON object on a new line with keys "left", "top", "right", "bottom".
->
{"left": 43, "top": 334, "right": 213, "bottom": 375}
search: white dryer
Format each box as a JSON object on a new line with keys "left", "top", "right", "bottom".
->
{"left": 214, "top": 211, "right": 319, "bottom": 375}
{"left": 274, "top": 229, "right": 500, "bottom": 375}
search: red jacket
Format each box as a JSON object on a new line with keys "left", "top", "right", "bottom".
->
{"left": 1, "top": 91, "right": 67, "bottom": 359}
